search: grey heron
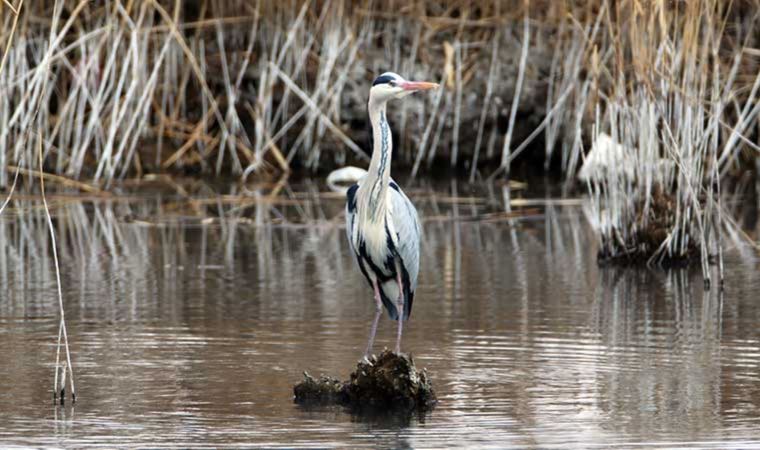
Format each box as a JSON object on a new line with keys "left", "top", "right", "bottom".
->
{"left": 345, "top": 72, "right": 438, "bottom": 357}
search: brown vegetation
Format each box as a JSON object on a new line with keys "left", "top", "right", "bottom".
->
{"left": 1, "top": 0, "right": 758, "bottom": 277}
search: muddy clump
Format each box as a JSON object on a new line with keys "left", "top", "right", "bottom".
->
{"left": 293, "top": 350, "right": 436, "bottom": 413}
{"left": 597, "top": 187, "right": 702, "bottom": 267}
{"left": 293, "top": 373, "right": 345, "bottom": 405}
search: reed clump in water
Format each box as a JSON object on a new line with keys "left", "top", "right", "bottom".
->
{"left": 582, "top": 0, "right": 759, "bottom": 282}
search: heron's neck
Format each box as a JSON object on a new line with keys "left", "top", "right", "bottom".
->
{"left": 362, "top": 100, "right": 392, "bottom": 221}
{"left": 368, "top": 101, "right": 392, "bottom": 183}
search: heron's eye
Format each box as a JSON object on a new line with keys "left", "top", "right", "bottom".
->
{"left": 388, "top": 80, "right": 397, "bottom": 87}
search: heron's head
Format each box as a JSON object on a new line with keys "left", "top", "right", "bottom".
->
{"left": 369, "top": 72, "right": 439, "bottom": 104}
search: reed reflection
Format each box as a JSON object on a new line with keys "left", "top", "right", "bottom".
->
{"left": 0, "top": 183, "right": 758, "bottom": 447}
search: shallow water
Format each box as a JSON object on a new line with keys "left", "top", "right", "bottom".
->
{"left": 1, "top": 182, "right": 760, "bottom": 448}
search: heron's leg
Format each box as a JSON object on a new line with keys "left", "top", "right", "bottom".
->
{"left": 395, "top": 272, "right": 404, "bottom": 354}
{"left": 364, "top": 279, "right": 383, "bottom": 359}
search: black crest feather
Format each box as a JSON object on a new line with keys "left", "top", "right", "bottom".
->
{"left": 372, "top": 75, "right": 394, "bottom": 86}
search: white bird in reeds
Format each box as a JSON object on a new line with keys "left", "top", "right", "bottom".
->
{"left": 577, "top": 132, "right": 674, "bottom": 183}
{"left": 344, "top": 72, "right": 438, "bottom": 358}
{"left": 577, "top": 133, "right": 635, "bottom": 182}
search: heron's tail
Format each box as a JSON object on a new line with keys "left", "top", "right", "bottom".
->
{"left": 326, "top": 166, "right": 367, "bottom": 195}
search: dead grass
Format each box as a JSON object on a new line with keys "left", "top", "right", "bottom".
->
{"left": 0, "top": 0, "right": 758, "bottom": 281}
{"left": 583, "top": 0, "right": 760, "bottom": 283}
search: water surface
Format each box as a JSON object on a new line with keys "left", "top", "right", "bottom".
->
{"left": 1, "top": 182, "right": 759, "bottom": 448}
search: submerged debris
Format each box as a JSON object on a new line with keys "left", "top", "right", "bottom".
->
{"left": 294, "top": 350, "right": 436, "bottom": 413}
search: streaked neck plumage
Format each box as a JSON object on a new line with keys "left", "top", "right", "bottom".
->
{"left": 358, "top": 98, "right": 392, "bottom": 223}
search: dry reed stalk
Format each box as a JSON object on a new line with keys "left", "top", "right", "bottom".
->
{"left": 6, "top": 165, "right": 106, "bottom": 194}
{"left": 0, "top": 163, "right": 20, "bottom": 215}
{"left": 268, "top": 63, "right": 367, "bottom": 161}
{"left": 0, "top": 0, "right": 22, "bottom": 76}
{"left": 0, "top": 0, "right": 21, "bottom": 206}
{"left": 498, "top": 2, "right": 530, "bottom": 178}
{"left": 39, "top": 131, "right": 75, "bottom": 404}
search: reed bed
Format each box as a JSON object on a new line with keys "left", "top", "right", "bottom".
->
{"left": 0, "top": 0, "right": 758, "bottom": 278}
{"left": 0, "top": 0, "right": 610, "bottom": 184}
{"left": 581, "top": 0, "right": 759, "bottom": 283}
{"left": 1, "top": 1, "right": 755, "bottom": 176}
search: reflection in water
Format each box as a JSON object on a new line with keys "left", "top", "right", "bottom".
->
{"left": 591, "top": 269, "right": 725, "bottom": 441}
{"left": 0, "top": 184, "right": 759, "bottom": 448}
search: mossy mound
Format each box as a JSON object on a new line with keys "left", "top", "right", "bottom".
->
{"left": 294, "top": 350, "right": 436, "bottom": 413}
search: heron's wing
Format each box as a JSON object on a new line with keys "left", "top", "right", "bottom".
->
{"left": 388, "top": 180, "right": 421, "bottom": 293}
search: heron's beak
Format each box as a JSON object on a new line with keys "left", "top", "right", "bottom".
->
{"left": 401, "top": 81, "right": 439, "bottom": 92}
